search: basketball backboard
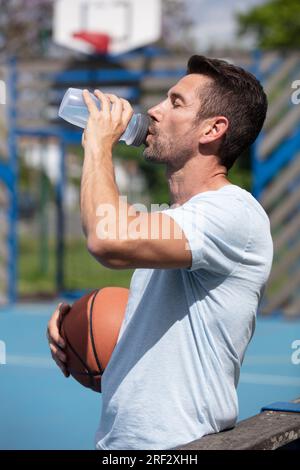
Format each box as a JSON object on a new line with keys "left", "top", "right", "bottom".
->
{"left": 53, "top": 0, "right": 162, "bottom": 55}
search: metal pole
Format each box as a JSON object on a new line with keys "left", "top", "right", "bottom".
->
{"left": 55, "top": 139, "right": 66, "bottom": 294}
{"left": 7, "top": 57, "right": 18, "bottom": 304}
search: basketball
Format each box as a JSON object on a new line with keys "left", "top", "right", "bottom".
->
{"left": 60, "top": 287, "right": 129, "bottom": 393}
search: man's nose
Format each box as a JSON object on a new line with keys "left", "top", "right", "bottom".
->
{"left": 147, "top": 101, "right": 163, "bottom": 121}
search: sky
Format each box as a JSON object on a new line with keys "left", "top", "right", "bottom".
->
{"left": 185, "top": 0, "right": 267, "bottom": 50}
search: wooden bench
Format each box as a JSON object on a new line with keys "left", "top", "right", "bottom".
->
{"left": 175, "top": 398, "right": 300, "bottom": 450}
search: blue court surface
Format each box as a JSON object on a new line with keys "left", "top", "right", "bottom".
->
{"left": 0, "top": 302, "right": 299, "bottom": 450}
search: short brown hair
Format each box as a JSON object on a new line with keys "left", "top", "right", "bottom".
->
{"left": 187, "top": 55, "right": 267, "bottom": 170}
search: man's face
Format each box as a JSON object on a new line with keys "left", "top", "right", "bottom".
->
{"left": 143, "top": 73, "right": 211, "bottom": 166}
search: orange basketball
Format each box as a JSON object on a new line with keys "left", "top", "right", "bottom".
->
{"left": 60, "top": 287, "right": 129, "bottom": 393}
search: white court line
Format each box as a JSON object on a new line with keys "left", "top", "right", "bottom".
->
{"left": 240, "top": 373, "right": 300, "bottom": 386}
{"left": 4, "top": 356, "right": 300, "bottom": 387}
{"left": 9, "top": 307, "right": 59, "bottom": 317}
{"left": 2, "top": 354, "right": 300, "bottom": 387}
{"left": 5, "top": 354, "right": 55, "bottom": 369}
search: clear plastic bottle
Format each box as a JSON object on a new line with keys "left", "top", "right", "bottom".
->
{"left": 58, "top": 88, "right": 150, "bottom": 147}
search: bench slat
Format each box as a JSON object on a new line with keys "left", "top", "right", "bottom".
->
{"left": 175, "top": 398, "right": 300, "bottom": 450}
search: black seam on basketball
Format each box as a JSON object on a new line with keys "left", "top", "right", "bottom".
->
{"left": 65, "top": 334, "right": 101, "bottom": 385}
{"left": 89, "top": 288, "right": 105, "bottom": 375}
{"left": 63, "top": 333, "right": 96, "bottom": 376}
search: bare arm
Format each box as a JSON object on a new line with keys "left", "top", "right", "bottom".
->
{"left": 81, "top": 89, "right": 192, "bottom": 270}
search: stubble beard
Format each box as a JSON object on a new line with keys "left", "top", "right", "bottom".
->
{"left": 143, "top": 134, "right": 194, "bottom": 167}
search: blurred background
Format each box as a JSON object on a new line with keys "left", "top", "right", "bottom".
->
{"left": 0, "top": 0, "right": 299, "bottom": 450}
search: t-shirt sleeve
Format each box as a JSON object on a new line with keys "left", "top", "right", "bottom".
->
{"left": 161, "top": 194, "right": 251, "bottom": 275}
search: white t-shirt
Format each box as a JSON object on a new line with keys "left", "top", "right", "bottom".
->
{"left": 95, "top": 184, "right": 273, "bottom": 450}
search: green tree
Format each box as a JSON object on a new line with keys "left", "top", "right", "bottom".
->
{"left": 160, "top": 0, "right": 195, "bottom": 53}
{"left": 0, "top": 0, "right": 53, "bottom": 58}
{"left": 113, "top": 143, "right": 170, "bottom": 205}
{"left": 237, "top": 0, "right": 300, "bottom": 49}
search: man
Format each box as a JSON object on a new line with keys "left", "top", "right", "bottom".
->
{"left": 47, "top": 55, "right": 273, "bottom": 450}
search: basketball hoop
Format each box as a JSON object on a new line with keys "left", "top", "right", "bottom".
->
{"left": 54, "top": 0, "right": 162, "bottom": 55}
{"left": 73, "top": 31, "right": 110, "bottom": 54}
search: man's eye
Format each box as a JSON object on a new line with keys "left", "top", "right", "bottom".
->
{"left": 172, "top": 101, "right": 180, "bottom": 108}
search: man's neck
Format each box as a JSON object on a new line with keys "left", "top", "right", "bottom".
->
{"left": 166, "top": 158, "right": 231, "bottom": 206}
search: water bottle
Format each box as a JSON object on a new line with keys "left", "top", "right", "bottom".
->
{"left": 58, "top": 88, "right": 150, "bottom": 147}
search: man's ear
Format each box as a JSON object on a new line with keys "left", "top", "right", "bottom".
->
{"left": 199, "top": 116, "right": 228, "bottom": 145}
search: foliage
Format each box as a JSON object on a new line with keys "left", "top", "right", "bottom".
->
{"left": 237, "top": 0, "right": 300, "bottom": 50}
{"left": 160, "top": 0, "right": 195, "bottom": 53}
{"left": 0, "top": 0, "right": 53, "bottom": 58}
{"left": 228, "top": 163, "right": 252, "bottom": 192}
{"left": 19, "top": 237, "right": 133, "bottom": 296}
{"left": 113, "top": 143, "right": 170, "bottom": 204}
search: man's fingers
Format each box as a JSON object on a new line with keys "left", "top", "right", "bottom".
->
{"left": 104, "top": 93, "right": 123, "bottom": 120}
{"left": 120, "top": 98, "right": 134, "bottom": 123}
{"left": 57, "top": 303, "right": 71, "bottom": 324}
{"left": 47, "top": 320, "right": 65, "bottom": 349}
{"left": 93, "top": 89, "right": 110, "bottom": 115}
{"left": 82, "top": 89, "right": 100, "bottom": 115}
{"left": 47, "top": 302, "right": 72, "bottom": 378}
{"left": 50, "top": 344, "right": 70, "bottom": 377}
{"left": 101, "top": 92, "right": 133, "bottom": 130}
{"left": 47, "top": 303, "right": 71, "bottom": 348}
{"left": 52, "top": 302, "right": 70, "bottom": 322}
{"left": 53, "top": 355, "right": 70, "bottom": 378}
{"left": 49, "top": 342, "right": 67, "bottom": 363}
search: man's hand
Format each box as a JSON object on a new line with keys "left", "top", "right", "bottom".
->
{"left": 47, "top": 303, "right": 71, "bottom": 378}
{"left": 81, "top": 89, "right": 134, "bottom": 152}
